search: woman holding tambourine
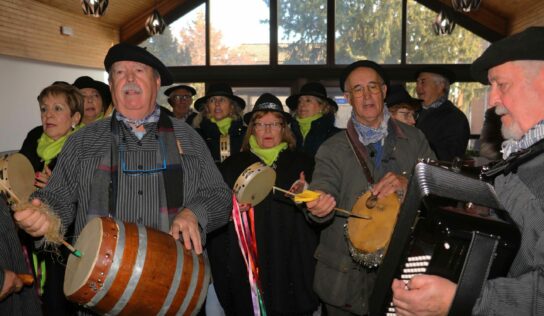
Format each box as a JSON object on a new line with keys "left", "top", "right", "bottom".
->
{"left": 208, "top": 93, "right": 320, "bottom": 316}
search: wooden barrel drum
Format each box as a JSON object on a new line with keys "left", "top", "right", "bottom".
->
{"left": 64, "top": 217, "right": 210, "bottom": 315}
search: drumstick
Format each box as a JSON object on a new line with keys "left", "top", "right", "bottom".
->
{"left": 16, "top": 273, "right": 34, "bottom": 286}
{"left": 1, "top": 182, "right": 82, "bottom": 258}
{"left": 272, "top": 186, "right": 371, "bottom": 220}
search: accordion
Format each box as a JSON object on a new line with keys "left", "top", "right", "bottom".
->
{"left": 370, "top": 162, "right": 520, "bottom": 316}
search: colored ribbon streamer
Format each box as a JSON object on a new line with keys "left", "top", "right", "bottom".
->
{"left": 232, "top": 194, "right": 267, "bottom": 316}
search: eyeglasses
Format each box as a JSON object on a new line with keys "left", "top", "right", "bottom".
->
{"left": 395, "top": 110, "right": 416, "bottom": 119}
{"left": 169, "top": 95, "right": 192, "bottom": 103}
{"left": 347, "top": 82, "right": 384, "bottom": 98}
{"left": 208, "top": 96, "right": 229, "bottom": 104}
{"left": 83, "top": 94, "right": 100, "bottom": 101}
{"left": 120, "top": 139, "right": 167, "bottom": 175}
{"left": 254, "top": 122, "right": 283, "bottom": 131}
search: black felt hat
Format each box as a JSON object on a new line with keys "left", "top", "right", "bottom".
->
{"left": 73, "top": 76, "right": 112, "bottom": 106}
{"left": 164, "top": 84, "right": 197, "bottom": 97}
{"left": 385, "top": 84, "right": 421, "bottom": 108}
{"left": 243, "top": 93, "right": 292, "bottom": 125}
{"left": 415, "top": 66, "right": 456, "bottom": 84}
{"left": 104, "top": 42, "right": 173, "bottom": 86}
{"left": 194, "top": 83, "right": 246, "bottom": 112}
{"left": 285, "top": 82, "right": 338, "bottom": 111}
{"left": 472, "top": 26, "right": 544, "bottom": 84}
{"left": 339, "top": 60, "right": 389, "bottom": 92}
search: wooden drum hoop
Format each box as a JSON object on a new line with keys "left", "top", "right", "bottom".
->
{"left": 0, "top": 153, "right": 35, "bottom": 205}
{"left": 233, "top": 162, "right": 276, "bottom": 206}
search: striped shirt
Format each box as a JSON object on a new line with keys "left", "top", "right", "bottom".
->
{"left": 33, "top": 116, "right": 232, "bottom": 243}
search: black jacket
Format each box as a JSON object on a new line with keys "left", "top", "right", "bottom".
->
{"left": 291, "top": 113, "right": 340, "bottom": 157}
{"left": 416, "top": 100, "right": 470, "bottom": 162}
{"left": 196, "top": 117, "right": 247, "bottom": 164}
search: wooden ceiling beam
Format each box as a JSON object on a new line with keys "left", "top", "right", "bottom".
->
{"left": 416, "top": 0, "right": 507, "bottom": 42}
{"left": 120, "top": 0, "right": 204, "bottom": 44}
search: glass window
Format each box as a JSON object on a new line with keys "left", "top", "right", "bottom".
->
{"left": 335, "top": 0, "right": 402, "bottom": 64}
{"left": 209, "top": 0, "right": 270, "bottom": 65}
{"left": 406, "top": 0, "right": 490, "bottom": 64}
{"left": 278, "top": 0, "right": 327, "bottom": 65}
{"left": 141, "top": 4, "right": 206, "bottom": 66}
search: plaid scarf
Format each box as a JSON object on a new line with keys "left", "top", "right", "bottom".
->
{"left": 88, "top": 109, "right": 184, "bottom": 229}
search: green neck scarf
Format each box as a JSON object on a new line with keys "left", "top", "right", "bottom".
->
{"left": 211, "top": 117, "right": 233, "bottom": 136}
{"left": 296, "top": 113, "right": 322, "bottom": 139}
{"left": 36, "top": 125, "right": 81, "bottom": 166}
{"left": 249, "top": 135, "right": 288, "bottom": 166}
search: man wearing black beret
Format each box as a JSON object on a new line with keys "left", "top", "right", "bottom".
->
{"left": 306, "top": 60, "right": 435, "bottom": 315}
{"left": 164, "top": 84, "right": 198, "bottom": 125}
{"left": 415, "top": 66, "right": 470, "bottom": 162}
{"left": 392, "top": 26, "right": 544, "bottom": 316}
{"left": 15, "top": 43, "right": 232, "bottom": 313}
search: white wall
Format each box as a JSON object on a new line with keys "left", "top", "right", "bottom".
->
{"left": 0, "top": 55, "right": 106, "bottom": 152}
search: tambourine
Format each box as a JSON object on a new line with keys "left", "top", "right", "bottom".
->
{"left": 233, "top": 162, "right": 276, "bottom": 206}
{"left": 0, "top": 153, "right": 35, "bottom": 205}
{"left": 345, "top": 190, "right": 401, "bottom": 268}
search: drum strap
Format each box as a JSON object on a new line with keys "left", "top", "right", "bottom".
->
{"left": 346, "top": 120, "right": 375, "bottom": 184}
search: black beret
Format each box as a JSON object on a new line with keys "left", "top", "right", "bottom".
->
{"left": 339, "top": 60, "right": 389, "bottom": 92}
{"left": 104, "top": 43, "right": 173, "bottom": 86}
{"left": 73, "top": 76, "right": 112, "bottom": 106}
{"left": 164, "top": 85, "right": 197, "bottom": 97}
{"left": 415, "top": 66, "right": 456, "bottom": 84}
{"left": 471, "top": 26, "right": 544, "bottom": 84}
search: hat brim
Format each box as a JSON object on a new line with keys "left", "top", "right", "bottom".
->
{"left": 285, "top": 93, "right": 338, "bottom": 111}
{"left": 164, "top": 85, "right": 197, "bottom": 96}
{"left": 243, "top": 109, "right": 292, "bottom": 125}
{"left": 74, "top": 80, "right": 112, "bottom": 106}
{"left": 415, "top": 67, "right": 456, "bottom": 84}
{"left": 194, "top": 93, "right": 246, "bottom": 112}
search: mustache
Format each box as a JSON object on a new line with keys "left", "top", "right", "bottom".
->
{"left": 122, "top": 82, "right": 142, "bottom": 94}
{"left": 494, "top": 105, "right": 508, "bottom": 116}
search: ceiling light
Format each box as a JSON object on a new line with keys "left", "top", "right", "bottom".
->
{"left": 81, "top": 0, "right": 108, "bottom": 17}
{"left": 452, "top": 0, "right": 481, "bottom": 12}
{"left": 145, "top": 10, "right": 166, "bottom": 36}
{"left": 433, "top": 10, "right": 456, "bottom": 36}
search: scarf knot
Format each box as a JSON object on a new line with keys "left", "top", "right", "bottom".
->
{"left": 351, "top": 107, "right": 391, "bottom": 146}
{"left": 249, "top": 135, "right": 287, "bottom": 166}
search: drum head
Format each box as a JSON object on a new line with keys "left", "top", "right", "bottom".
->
{"left": 0, "top": 153, "right": 35, "bottom": 203}
{"left": 347, "top": 191, "right": 400, "bottom": 253}
{"left": 64, "top": 217, "right": 105, "bottom": 296}
{"left": 234, "top": 163, "right": 276, "bottom": 206}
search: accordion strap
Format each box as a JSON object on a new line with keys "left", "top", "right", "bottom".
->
{"left": 448, "top": 231, "right": 499, "bottom": 316}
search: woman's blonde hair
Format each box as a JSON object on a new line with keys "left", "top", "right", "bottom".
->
{"left": 241, "top": 111, "right": 296, "bottom": 151}
{"left": 37, "top": 83, "right": 84, "bottom": 120}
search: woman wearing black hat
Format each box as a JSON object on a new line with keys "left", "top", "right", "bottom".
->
{"left": 208, "top": 93, "right": 320, "bottom": 316}
{"left": 193, "top": 83, "right": 247, "bottom": 164}
{"left": 286, "top": 82, "right": 340, "bottom": 157}
{"left": 72, "top": 76, "right": 112, "bottom": 125}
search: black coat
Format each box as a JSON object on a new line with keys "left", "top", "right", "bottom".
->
{"left": 208, "top": 150, "right": 319, "bottom": 316}
{"left": 196, "top": 117, "right": 247, "bottom": 164}
{"left": 416, "top": 100, "right": 470, "bottom": 162}
{"left": 291, "top": 113, "right": 340, "bottom": 157}
{"left": 19, "top": 126, "right": 58, "bottom": 172}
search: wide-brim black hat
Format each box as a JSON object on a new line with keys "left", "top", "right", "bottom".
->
{"left": 472, "top": 26, "right": 544, "bottom": 84}
{"left": 164, "top": 84, "right": 197, "bottom": 96}
{"left": 286, "top": 82, "right": 338, "bottom": 111}
{"left": 415, "top": 66, "right": 456, "bottom": 84}
{"left": 73, "top": 76, "right": 112, "bottom": 106}
{"left": 385, "top": 84, "right": 421, "bottom": 108}
{"left": 104, "top": 42, "right": 173, "bottom": 86}
{"left": 194, "top": 83, "right": 246, "bottom": 112}
{"left": 243, "top": 93, "right": 292, "bottom": 125}
{"left": 339, "top": 60, "right": 389, "bottom": 92}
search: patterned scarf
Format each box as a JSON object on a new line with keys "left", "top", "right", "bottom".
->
{"left": 211, "top": 117, "right": 233, "bottom": 136}
{"left": 36, "top": 126, "right": 81, "bottom": 166}
{"left": 296, "top": 113, "right": 322, "bottom": 139}
{"left": 351, "top": 107, "right": 391, "bottom": 146}
{"left": 422, "top": 95, "right": 447, "bottom": 110}
{"left": 249, "top": 135, "right": 287, "bottom": 166}
{"left": 501, "top": 120, "right": 544, "bottom": 159}
{"left": 88, "top": 108, "right": 183, "bottom": 231}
